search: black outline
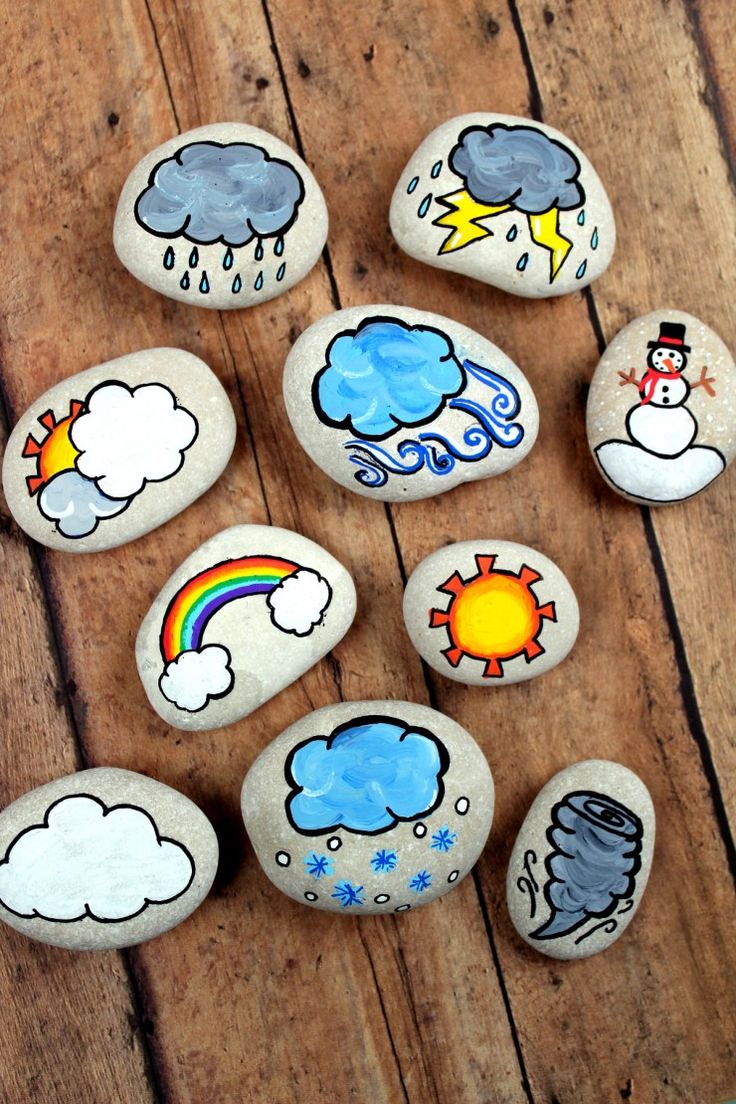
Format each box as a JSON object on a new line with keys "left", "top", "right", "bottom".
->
{"left": 133, "top": 140, "right": 306, "bottom": 246}
{"left": 283, "top": 714, "right": 451, "bottom": 837}
{"left": 31, "top": 379, "right": 200, "bottom": 540}
{"left": 530, "top": 790, "right": 643, "bottom": 941}
{"left": 0, "top": 793, "right": 195, "bottom": 925}
{"left": 429, "top": 553, "right": 557, "bottom": 678}
{"left": 311, "top": 315, "right": 466, "bottom": 441}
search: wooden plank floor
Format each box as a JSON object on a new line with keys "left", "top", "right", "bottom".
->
{"left": 0, "top": 1, "right": 734, "bottom": 1101}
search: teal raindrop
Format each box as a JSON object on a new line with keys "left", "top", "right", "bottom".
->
{"left": 276, "top": 262, "right": 286, "bottom": 281}
{"left": 189, "top": 246, "right": 199, "bottom": 267}
{"left": 274, "top": 236, "right": 284, "bottom": 256}
{"left": 506, "top": 225, "right": 518, "bottom": 241}
{"left": 232, "top": 273, "right": 242, "bottom": 294}
{"left": 430, "top": 160, "right": 442, "bottom": 179}
{"left": 223, "top": 247, "right": 234, "bottom": 270}
{"left": 199, "top": 270, "right": 210, "bottom": 294}
{"left": 577, "top": 210, "right": 586, "bottom": 226}
{"left": 179, "top": 271, "right": 190, "bottom": 290}
{"left": 516, "top": 252, "right": 529, "bottom": 271}
{"left": 163, "top": 246, "right": 175, "bottom": 270}
{"left": 591, "top": 227, "right": 599, "bottom": 250}
{"left": 407, "top": 176, "right": 419, "bottom": 194}
{"left": 254, "top": 271, "right": 264, "bottom": 291}
{"left": 575, "top": 259, "right": 588, "bottom": 279}
{"left": 255, "top": 240, "right": 264, "bottom": 261}
{"left": 417, "top": 194, "right": 432, "bottom": 218}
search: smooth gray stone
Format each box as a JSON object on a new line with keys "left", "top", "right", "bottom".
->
{"left": 0, "top": 768, "right": 218, "bottom": 950}
{"left": 241, "top": 700, "right": 494, "bottom": 914}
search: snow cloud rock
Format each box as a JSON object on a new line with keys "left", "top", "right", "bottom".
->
{"left": 0, "top": 794, "right": 194, "bottom": 923}
{"left": 313, "top": 318, "right": 465, "bottom": 440}
{"left": 450, "top": 124, "right": 585, "bottom": 215}
{"left": 134, "top": 141, "right": 305, "bottom": 247}
{"left": 267, "top": 568, "right": 332, "bottom": 636}
{"left": 71, "top": 381, "right": 198, "bottom": 500}
{"left": 159, "top": 644, "right": 234, "bottom": 713}
{"left": 285, "top": 717, "right": 449, "bottom": 835}
{"left": 38, "top": 469, "right": 129, "bottom": 538}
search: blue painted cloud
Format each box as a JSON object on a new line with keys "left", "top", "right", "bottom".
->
{"left": 312, "top": 318, "right": 466, "bottom": 440}
{"left": 285, "top": 716, "right": 449, "bottom": 835}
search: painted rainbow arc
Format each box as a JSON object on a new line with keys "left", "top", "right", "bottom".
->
{"left": 160, "top": 555, "right": 300, "bottom": 663}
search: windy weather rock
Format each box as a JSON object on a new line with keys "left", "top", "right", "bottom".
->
{"left": 136, "top": 524, "right": 356, "bottom": 731}
{"left": 114, "top": 122, "right": 328, "bottom": 309}
{"left": 390, "top": 113, "right": 615, "bottom": 298}
{"left": 587, "top": 310, "right": 735, "bottom": 504}
{"left": 283, "top": 305, "right": 538, "bottom": 501}
{"left": 241, "top": 701, "right": 495, "bottom": 915}
{"left": 2, "top": 348, "right": 235, "bottom": 552}
{"left": 506, "top": 759, "right": 655, "bottom": 960}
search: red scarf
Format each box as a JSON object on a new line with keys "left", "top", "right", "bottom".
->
{"left": 639, "top": 365, "right": 684, "bottom": 405}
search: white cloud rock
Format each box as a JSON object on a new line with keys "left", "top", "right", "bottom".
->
{"left": 267, "top": 568, "right": 332, "bottom": 636}
{"left": 71, "top": 382, "right": 198, "bottom": 500}
{"left": 159, "top": 643, "right": 234, "bottom": 712}
{"left": 0, "top": 795, "right": 194, "bottom": 923}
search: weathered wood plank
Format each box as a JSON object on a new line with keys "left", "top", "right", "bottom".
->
{"left": 265, "top": 0, "right": 736, "bottom": 1100}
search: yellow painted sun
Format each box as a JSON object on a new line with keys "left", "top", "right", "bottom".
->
{"left": 429, "top": 554, "right": 557, "bottom": 678}
{"left": 22, "top": 401, "right": 83, "bottom": 495}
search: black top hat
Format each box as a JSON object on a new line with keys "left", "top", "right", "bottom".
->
{"left": 647, "top": 321, "right": 691, "bottom": 353}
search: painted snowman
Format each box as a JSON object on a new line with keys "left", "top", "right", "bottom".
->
{"left": 617, "top": 321, "right": 716, "bottom": 457}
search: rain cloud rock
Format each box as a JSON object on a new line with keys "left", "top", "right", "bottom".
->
{"left": 531, "top": 790, "right": 643, "bottom": 940}
{"left": 134, "top": 141, "right": 306, "bottom": 247}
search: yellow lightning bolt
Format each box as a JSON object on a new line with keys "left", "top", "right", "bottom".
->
{"left": 432, "top": 189, "right": 511, "bottom": 254}
{"left": 526, "top": 208, "right": 573, "bottom": 283}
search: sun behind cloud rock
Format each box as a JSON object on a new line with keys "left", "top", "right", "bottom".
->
{"left": 285, "top": 717, "right": 450, "bottom": 835}
{"left": 0, "top": 794, "right": 194, "bottom": 923}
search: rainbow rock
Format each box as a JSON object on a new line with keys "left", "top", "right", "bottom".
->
{"left": 241, "top": 701, "right": 494, "bottom": 915}
{"left": 136, "top": 525, "right": 356, "bottom": 731}
{"left": 506, "top": 760, "right": 655, "bottom": 959}
{"left": 390, "top": 113, "right": 615, "bottom": 299}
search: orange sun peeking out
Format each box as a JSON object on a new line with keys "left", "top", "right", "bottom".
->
{"left": 22, "top": 402, "right": 84, "bottom": 496}
{"left": 429, "top": 554, "right": 557, "bottom": 678}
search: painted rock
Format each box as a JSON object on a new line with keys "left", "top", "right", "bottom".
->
{"left": 506, "top": 760, "right": 654, "bottom": 959}
{"left": 114, "top": 122, "right": 328, "bottom": 309}
{"left": 0, "top": 768, "right": 218, "bottom": 950}
{"left": 587, "top": 310, "right": 735, "bottom": 505}
{"left": 390, "top": 113, "right": 615, "bottom": 299}
{"left": 283, "top": 305, "right": 538, "bottom": 501}
{"left": 137, "top": 525, "right": 356, "bottom": 731}
{"left": 403, "top": 540, "right": 578, "bottom": 686}
{"left": 2, "top": 348, "right": 235, "bottom": 553}
{"left": 241, "top": 701, "right": 494, "bottom": 914}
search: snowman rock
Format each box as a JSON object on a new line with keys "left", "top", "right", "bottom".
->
{"left": 136, "top": 525, "right": 356, "bottom": 731}
{"left": 114, "top": 122, "right": 328, "bottom": 309}
{"left": 241, "top": 701, "right": 494, "bottom": 915}
{"left": 507, "top": 760, "right": 655, "bottom": 959}
{"left": 403, "top": 540, "right": 579, "bottom": 686}
{"left": 0, "top": 768, "right": 218, "bottom": 950}
{"left": 283, "top": 305, "right": 538, "bottom": 501}
{"left": 587, "top": 311, "right": 735, "bottom": 504}
{"left": 2, "top": 348, "right": 235, "bottom": 552}
{"left": 390, "top": 113, "right": 615, "bottom": 299}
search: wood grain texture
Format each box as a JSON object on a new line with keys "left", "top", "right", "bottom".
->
{"left": 0, "top": 1, "right": 734, "bottom": 1102}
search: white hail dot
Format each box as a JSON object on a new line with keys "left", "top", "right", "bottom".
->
{"left": 275, "top": 851, "right": 291, "bottom": 867}
{"left": 327, "top": 837, "right": 342, "bottom": 851}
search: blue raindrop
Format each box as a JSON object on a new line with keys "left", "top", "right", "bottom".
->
{"left": 506, "top": 225, "right": 518, "bottom": 241}
{"left": 223, "top": 247, "right": 234, "bottom": 270}
{"left": 417, "top": 194, "right": 432, "bottom": 218}
{"left": 516, "top": 252, "right": 529, "bottom": 271}
{"left": 199, "top": 270, "right": 210, "bottom": 294}
{"left": 577, "top": 210, "right": 586, "bottom": 226}
{"left": 276, "top": 262, "right": 286, "bottom": 281}
{"left": 254, "top": 271, "right": 264, "bottom": 291}
{"left": 407, "top": 175, "right": 420, "bottom": 194}
{"left": 189, "top": 246, "right": 199, "bottom": 268}
{"left": 591, "top": 227, "right": 599, "bottom": 250}
{"left": 232, "top": 273, "right": 242, "bottom": 294}
{"left": 179, "top": 271, "right": 190, "bottom": 290}
{"left": 430, "top": 160, "right": 442, "bottom": 179}
{"left": 576, "top": 259, "right": 588, "bottom": 279}
{"left": 274, "top": 236, "right": 284, "bottom": 256}
{"left": 255, "top": 239, "right": 264, "bottom": 261}
{"left": 163, "top": 246, "right": 175, "bottom": 270}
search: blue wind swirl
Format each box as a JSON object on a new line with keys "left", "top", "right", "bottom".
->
{"left": 345, "top": 359, "right": 524, "bottom": 488}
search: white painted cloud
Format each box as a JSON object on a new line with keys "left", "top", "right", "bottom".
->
{"left": 159, "top": 644, "right": 234, "bottom": 712}
{"left": 267, "top": 567, "right": 332, "bottom": 636}
{"left": 71, "top": 381, "right": 198, "bottom": 500}
{"left": 0, "top": 795, "right": 194, "bottom": 923}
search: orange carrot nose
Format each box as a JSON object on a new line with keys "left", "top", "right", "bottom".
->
{"left": 663, "top": 357, "right": 674, "bottom": 371}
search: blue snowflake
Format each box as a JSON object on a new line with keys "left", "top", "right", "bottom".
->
{"left": 409, "top": 870, "right": 433, "bottom": 894}
{"left": 371, "top": 848, "right": 398, "bottom": 873}
{"left": 331, "top": 881, "right": 365, "bottom": 908}
{"left": 304, "top": 852, "right": 333, "bottom": 880}
{"left": 431, "top": 826, "right": 457, "bottom": 853}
